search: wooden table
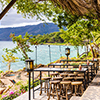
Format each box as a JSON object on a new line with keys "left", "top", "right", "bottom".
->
{"left": 60, "top": 59, "right": 97, "bottom": 63}
{"left": 60, "top": 59, "right": 99, "bottom": 74}
{"left": 48, "top": 63, "right": 94, "bottom": 80}
{"left": 34, "top": 67, "right": 88, "bottom": 90}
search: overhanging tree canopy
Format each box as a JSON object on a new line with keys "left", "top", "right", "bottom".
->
{"left": 51, "top": 0, "right": 100, "bottom": 18}
{"left": 1, "top": 0, "right": 100, "bottom": 20}
{"left": 1, "top": 0, "right": 100, "bottom": 59}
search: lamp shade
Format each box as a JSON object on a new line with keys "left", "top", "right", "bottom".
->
{"left": 65, "top": 47, "right": 70, "bottom": 55}
{"left": 25, "top": 59, "right": 34, "bottom": 72}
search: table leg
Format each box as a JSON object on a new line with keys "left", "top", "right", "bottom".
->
{"left": 91, "top": 65, "right": 93, "bottom": 80}
{"left": 29, "top": 72, "right": 31, "bottom": 100}
{"left": 94, "top": 62, "right": 96, "bottom": 75}
{"left": 33, "top": 71, "right": 34, "bottom": 99}
{"left": 40, "top": 71, "right": 42, "bottom": 95}
{"left": 84, "top": 72, "right": 86, "bottom": 90}
{"left": 87, "top": 70, "right": 89, "bottom": 86}
{"left": 48, "top": 65, "right": 50, "bottom": 76}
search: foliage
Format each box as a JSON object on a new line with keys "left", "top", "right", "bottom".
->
{"left": 0, "top": 70, "right": 3, "bottom": 73}
{"left": 9, "top": 32, "right": 38, "bottom": 61}
{"left": 2, "top": 49, "right": 19, "bottom": 71}
{"left": 7, "top": 31, "right": 64, "bottom": 62}
{"left": 1, "top": 0, "right": 100, "bottom": 59}
{"left": 60, "top": 18, "right": 100, "bottom": 45}
{"left": 1, "top": 78, "right": 40, "bottom": 100}
{"left": 34, "top": 31, "right": 64, "bottom": 44}
{"left": 79, "top": 51, "right": 93, "bottom": 59}
{"left": 33, "top": 79, "right": 40, "bottom": 87}
{"left": 60, "top": 18, "right": 100, "bottom": 58}
{"left": 2, "top": 49, "right": 19, "bottom": 64}
{"left": 20, "top": 84, "right": 28, "bottom": 93}
{"left": 0, "top": 0, "right": 79, "bottom": 28}
{"left": 1, "top": 0, "right": 100, "bottom": 30}
{"left": 15, "top": 80, "right": 23, "bottom": 85}
{"left": 87, "top": 51, "right": 92, "bottom": 57}
{"left": 80, "top": 54, "right": 87, "bottom": 59}
{"left": 6, "top": 18, "right": 100, "bottom": 59}
{"left": 1, "top": 91, "right": 21, "bottom": 100}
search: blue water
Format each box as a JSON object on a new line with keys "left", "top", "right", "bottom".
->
{"left": 0, "top": 41, "right": 86, "bottom": 71}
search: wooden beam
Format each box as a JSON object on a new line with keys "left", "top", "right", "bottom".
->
{"left": 0, "top": 0, "right": 17, "bottom": 20}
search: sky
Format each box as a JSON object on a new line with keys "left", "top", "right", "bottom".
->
{"left": 0, "top": 8, "right": 51, "bottom": 28}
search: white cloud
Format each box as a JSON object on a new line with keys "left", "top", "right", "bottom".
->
{"left": 0, "top": 8, "right": 51, "bottom": 28}
{"left": 0, "top": 21, "right": 52, "bottom": 28}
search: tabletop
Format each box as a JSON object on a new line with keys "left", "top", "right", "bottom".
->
{"left": 60, "top": 59, "right": 97, "bottom": 62}
{"left": 48, "top": 63, "right": 93, "bottom": 66}
{"left": 34, "top": 67, "right": 88, "bottom": 72}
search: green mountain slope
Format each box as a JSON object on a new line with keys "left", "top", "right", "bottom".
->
{"left": 0, "top": 23, "right": 60, "bottom": 41}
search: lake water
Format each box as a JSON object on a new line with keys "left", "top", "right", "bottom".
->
{"left": 0, "top": 41, "right": 86, "bottom": 71}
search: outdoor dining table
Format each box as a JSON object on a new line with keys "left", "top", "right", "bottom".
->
{"left": 48, "top": 63, "right": 94, "bottom": 81}
{"left": 60, "top": 59, "right": 98, "bottom": 63}
{"left": 34, "top": 67, "right": 88, "bottom": 95}
{"left": 60, "top": 59, "right": 99, "bottom": 74}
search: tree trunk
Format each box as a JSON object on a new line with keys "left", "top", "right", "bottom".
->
{"left": 90, "top": 46, "right": 95, "bottom": 58}
{"left": 86, "top": 45, "right": 88, "bottom": 56}
{"left": 77, "top": 47, "right": 79, "bottom": 58}
{"left": 8, "top": 63, "right": 11, "bottom": 71}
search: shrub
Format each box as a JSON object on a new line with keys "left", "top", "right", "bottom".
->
{"left": 0, "top": 70, "right": 3, "bottom": 73}
{"left": 20, "top": 84, "right": 28, "bottom": 93}
{"left": 1, "top": 91, "right": 21, "bottom": 100}
{"left": 15, "top": 80, "right": 23, "bottom": 85}
{"left": 80, "top": 54, "right": 87, "bottom": 59}
{"left": 1, "top": 79, "right": 40, "bottom": 100}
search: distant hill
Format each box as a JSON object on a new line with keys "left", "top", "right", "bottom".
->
{"left": 0, "top": 23, "right": 62, "bottom": 41}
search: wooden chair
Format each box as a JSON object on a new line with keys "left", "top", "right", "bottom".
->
{"left": 60, "top": 73, "right": 68, "bottom": 78}
{"left": 53, "top": 77, "right": 63, "bottom": 81}
{"left": 63, "top": 77, "right": 74, "bottom": 81}
{"left": 60, "top": 81, "right": 72, "bottom": 100}
{"left": 74, "top": 77, "right": 84, "bottom": 82}
{"left": 68, "top": 73, "right": 76, "bottom": 77}
{"left": 71, "top": 81, "right": 83, "bottom": 96}
{"left": 40, "top": 77, "right": 51, "bottom": 95}
{"left": 48, "top": 80, "right": 60, "bottom": 100}
{"left": 50, "top": 72, "right": 59, "bottom": 78}
{"left": 77, "top": 73, "right": 84, "bottom": 77}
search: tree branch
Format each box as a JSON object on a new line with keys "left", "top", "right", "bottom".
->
{"left": 0, "top": 0, "right": 17, "bottom": 20}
